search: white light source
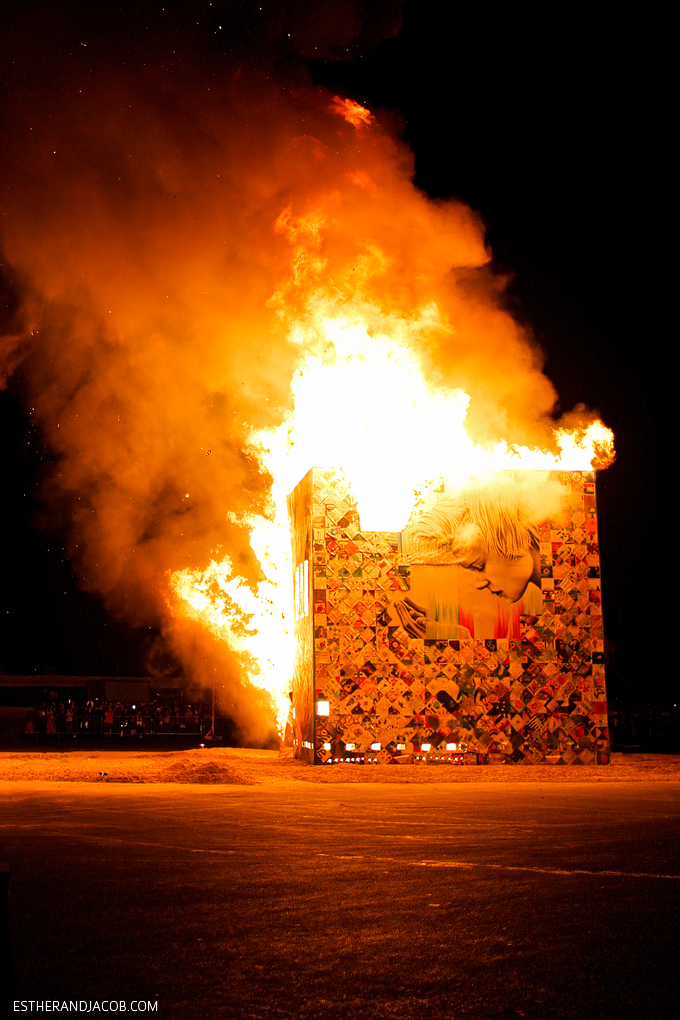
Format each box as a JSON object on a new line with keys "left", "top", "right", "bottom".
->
{"left": 370, "top": 742, "right": 381, "bottom": 751}
{"left": 323, "top": 742, "right": 331, "bottom": 750}
{"left": 316, "top": 701, "right": 330, "bottom": 716}
{"left": 345, "top": 742, "right": 355, "bottom": 751}
{"left": 421, "top": 743, "right": 431, "bottom": 751}
{"left": 446, "top": 742, "right": 458, "bottom": 750}
{"left": 397, "top": 743, "right": 406, "bottom": 751}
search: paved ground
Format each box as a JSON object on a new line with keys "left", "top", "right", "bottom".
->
{"left": 1, "top": 772, "right": 679, "bottom": 1019}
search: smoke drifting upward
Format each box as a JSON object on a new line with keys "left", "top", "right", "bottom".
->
{"left": 0, "top": 34, "right": 600, "bottom": 735}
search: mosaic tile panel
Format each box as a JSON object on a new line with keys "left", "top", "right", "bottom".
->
{"left": 288, "top": 468, "right": 609, "bottom": 766}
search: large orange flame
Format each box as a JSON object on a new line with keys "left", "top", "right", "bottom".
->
{"left": 0, "top": 76, "right": 614, "bottom": 737}
{"left": 170, "top": 101, "right": 614, "bottom": 730}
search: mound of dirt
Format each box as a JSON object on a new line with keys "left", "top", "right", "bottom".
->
{"left": 161, "top": 760, "right": 255, "bottom": 785}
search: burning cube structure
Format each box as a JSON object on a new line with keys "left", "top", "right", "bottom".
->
{"left": 288, "top": 468, "right": 609, "bottom": 765}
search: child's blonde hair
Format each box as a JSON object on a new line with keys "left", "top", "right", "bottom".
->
{"left": 405, "top": 484, "right": 540, "bottom": 563}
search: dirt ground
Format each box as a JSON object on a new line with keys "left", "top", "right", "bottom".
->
{"left": 1, "top": 746, "right": 679, "bottom": 785}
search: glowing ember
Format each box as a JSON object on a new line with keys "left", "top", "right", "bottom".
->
{"left": 331, "top": 96, "right": 374, "bottom": 129}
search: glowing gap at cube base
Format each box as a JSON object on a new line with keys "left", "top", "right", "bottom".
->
{"left": 287, "top": 468, "right": 609, "bottom": 766}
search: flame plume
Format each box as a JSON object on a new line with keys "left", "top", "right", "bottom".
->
{"left": 170, "top": 97, "right": 613, "bottom": 732}
{"left": 0, "top": 79, "right": 613, "bottom": 738}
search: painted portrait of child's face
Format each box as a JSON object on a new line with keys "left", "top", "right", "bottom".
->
{"left": 458, "top": 543, "right": 537, "bottom": 603}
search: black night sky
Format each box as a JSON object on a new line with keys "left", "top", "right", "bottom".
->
{"left": 0, "top": 2, "right": 670, "bottom": 707}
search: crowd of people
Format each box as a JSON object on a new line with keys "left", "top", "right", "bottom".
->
{"left": 609, "top": 698, "right": 680, "bottom": 749}
{"left": 22, "top": 698, "right": 216, "bottom": 739}
{"left": 18, "top": 693, "right": 680, "bottom": 750}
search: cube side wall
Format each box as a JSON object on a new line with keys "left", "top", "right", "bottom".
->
{"left": 289, "top": 468, "right": 608, "bottom": 765}
{"left": 287, "top": 471, "right": 315, "bottom": 763}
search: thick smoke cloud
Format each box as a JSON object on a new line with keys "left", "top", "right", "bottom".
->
{"left": 0, "top": 11, "right": 569, "bottom": 735}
